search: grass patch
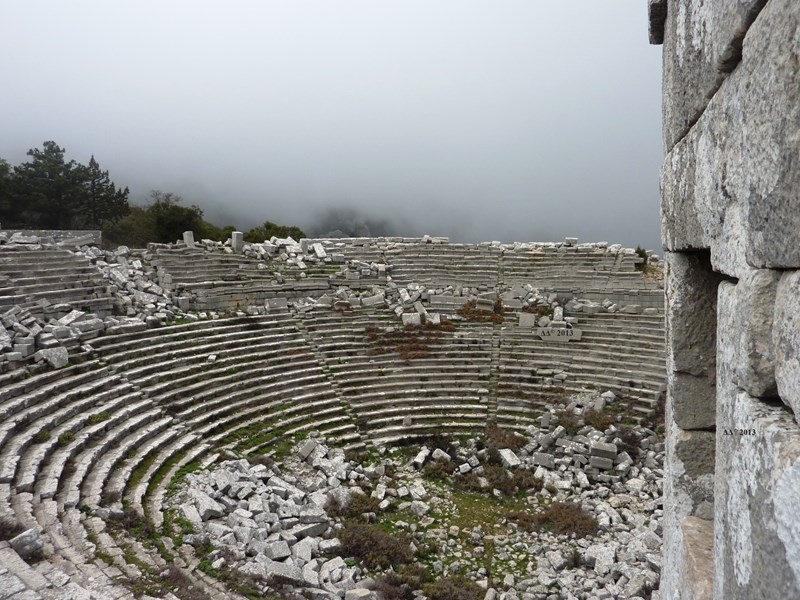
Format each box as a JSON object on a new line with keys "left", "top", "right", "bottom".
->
{"left": 32, "top": 429, "right": 51, "bottom": 443}
{"left": 57, "top": 430, "right": 75, "bottom": 446}
{"left": 87, "top": 411, "right": 111, "bottom": 425}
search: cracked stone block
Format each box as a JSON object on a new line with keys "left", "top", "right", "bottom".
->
{"left": 773, "top": 270, "right": 800, "bottom": 423}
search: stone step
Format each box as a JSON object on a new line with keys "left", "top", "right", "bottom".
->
{"left": 58, "top": 411, "right": 167, "bottom": 509}
{"left": 33, "top": 393, "right": 149, "bottom": 501}
{"left": 11, "top": 384, "right": 137, "bottom": 493}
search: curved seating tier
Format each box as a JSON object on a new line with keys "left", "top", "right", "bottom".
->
{"left": 0, "top": 238, "right": 666, "bottom": 598}
{"left": 300, "top": 307, "right": 496, "bottom": 445}
{"left": 151, "top": 246, "right": 336, "bottom": 310}
{"left": 495, "top": 311, "right": 665, "bottom": 429}
{"left": 500, "top": 247, "right": 660, "bottom": 291}
{"left": 0, "top": 312, "right": 361, "bottom": 599}
{"left": 385, "top": 243, "right": 502, "bottom": 289}
{"left": 0, "top": 248, "right": 113, "bottom": 318}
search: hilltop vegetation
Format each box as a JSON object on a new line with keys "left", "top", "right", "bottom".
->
{"left": 0, "top": 141, "right": 305, "bottom": 247}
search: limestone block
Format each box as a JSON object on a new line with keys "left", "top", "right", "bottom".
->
{"left": 263, "top": 540, "right": 291, "bottom": 560}
{"left": 679, "top": 517, "right": 715, "bottom": 600}
{"left": 402, "top": 313, "right": 421, "bottom": 326}
{"left": 34, "top": 347, "right": 68, "bottom": 369}
{"left": 9, "top": 529, "right": 43, "bottom": 560}
{"left": 584, "top": 543, "right": 617, "bottom": 573}
{"left": 253, "top": 556, "right": 305, "bottom": 586}
{"left": 714, "top": 388, "right": 800, "bottom": 598}
{"left": 666, "top": 252, "right": 722, "bottom": 429}
{"left": 183, "top": 230, "right": 195, "bottom": 248}
{"left": 412, "top": 447, "right": 430, "bottom": 469}
{"left": 661, "top": 0, "right": 800, "bottom": 267}
{"left": 662, "top": 0, "right": 767, "bottom": 150}
{"left": 533, "top": 453, "right": 555, "bottom": 469}
{"left": 648, "top": 0, "right": 667, "bottom": 44}
{"left": 773, "top": 270, "right": 800, "bottom": 421}
{"left": 589, "top": 441, "right": 617, "bottom": 460}
{"left": 589, "top": 456, "right": 613, "bottom": 470}
{"left": 497, "top": 449, "right": 520, "bottom": 468}
{"left": 231, "top": 231, "right": 244, "bottom": 253}
{"left": 195, "top": 492, "right": 225, "bottom": 521}
{"left": 726, "top": 271, "right": 779, "bottom": 397}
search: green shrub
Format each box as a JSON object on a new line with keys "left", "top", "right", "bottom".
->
{"left": 453, "top": 472, "right": 485, "bottom": 494}
{"left": 616, "top": 426, "right": 641, "bottom": 459}
{"left": 57, "top": 431, "right": 75, "bottom": 446}
{"left": 423, "top": 574, "right": 484, "bottom": 600}
{"left": 584, "top": 409, "right": 615, "bottom": 431}
{"left": 0, "top": 516, "right": 25, "bottom": 540}
{"left": 486, "top": 426, "right": 526, "bottom": 452}
{"left": 483, "top": 464, "right": 515, "bottom": 496}
{"left": 339, "top": 522, "right": 413, "bottom": 569}
{"left": 512, "top": 469, "right": 543, "bottom": 494}
{"left": 532, "top": 502, "right": 598, "bottom": 537}
{"left": 376, "top": 564, "right": 432, "bottom": 600}
{"left": 554, "top": 409, "right": 581, "bottom": 436}
{"left": 325, "top": 492, "right": 381, "bottom": 519}
{"left": 87, "top": 411, "right": 110, "bottom": 425}
{"left": 32, "top": 429, "right": 51, "bottom": 443}
{"left": 422, "top": 457, "right": 453, "bottom": 481}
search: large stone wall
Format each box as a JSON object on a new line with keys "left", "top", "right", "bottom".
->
{"left": 651, "top": 0, "right": 800, "bottom": 597}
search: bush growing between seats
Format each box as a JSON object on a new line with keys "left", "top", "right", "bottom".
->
{"left": 325, "top": 492, "right": 382, "bottom": 519}
{"left": 584, "top": 408, "right": 616, "bottom": 431}
{"left": 515, "top": 502, "right": 598, "bottom": 537}
{"left": 0, "top": 516, "right": 25, "bottom": 540}
{"left": 456, "top": 299, "right": 504, "bottom": 324}
{"left": 338, "top": 522, "right": 414, "bottom": 569}
{"left": 423, "top": 574, "right": 485, "bottom": 600}
{"left": 365, "top": 320, "right": 457, "bottom": 361}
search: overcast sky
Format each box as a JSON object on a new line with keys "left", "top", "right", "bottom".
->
{"left": 1, "top": 1, "right": 663, "bottom": 249}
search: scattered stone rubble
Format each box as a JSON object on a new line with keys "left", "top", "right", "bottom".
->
{"left": 171, "top": 389, "right": 663, "bottom": 600}
{"left": 0, "top": 233, "right": 662, "bottom": 374}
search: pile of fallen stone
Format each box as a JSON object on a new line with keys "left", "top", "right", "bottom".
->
{"left": 171, "top": 390, "right": 662, "bottom": 599}
{"left": 170, "top": 443, "right": 385, "bottom": 599}
{"left": 77, "top": 245, "right": 179, "bottom": 323}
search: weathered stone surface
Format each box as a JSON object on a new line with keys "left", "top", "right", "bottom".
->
{"left": 584, "top": 543, "right": 617, "bottom": 573}
{"left": 589, "top": 441, "right": 617, "bottom": 460}
{"left": 231, "top": 231, "right": 244, "bottom": 253}
{"left": 648, "top": 0, "right": 667, "bottom": 44}
{"left": 662, "top": 0, "right": 767, "bottom": 150}
{"left": 497, "top": 449, "right": 520, "bottom": 468}
{"left": 662, "top": 0, "right": 800, "bottom": 268}
{"left": 773, "top": 270, "right": 800, "bottom": 421}
{"left": 195, "top": 492, "right": 225, "bottom": 521}
{"left": 9, "top": 529, "right": 43, "bottom": 560}
{"left": 666, "top": 252, "right": 722, "bottom": 429}
{"left": 34, "top": 347, "right": 69, "bottom": 369}
{"left": 727, "top": 272, "right": 780, "bottom": 398}
{"left": 714, "top": 390, "right": 800, "bottom": 598}
{"left": 264, "top": 540, "right": 291, "bottom": 560}
{"left": 183, "top": 230, "right": 195, "bottom": 248}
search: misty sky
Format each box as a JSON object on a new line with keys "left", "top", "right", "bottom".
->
{"left": 1, "top": 1, "right": 663, "bottom": 250}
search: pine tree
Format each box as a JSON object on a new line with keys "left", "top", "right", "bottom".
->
{"left": 79, "top": 155, "right": 130, "bottom": 228}
{"left": 11, "top": 141, "right": 84, "bottom": 229}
